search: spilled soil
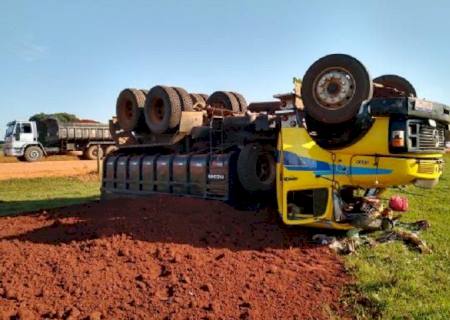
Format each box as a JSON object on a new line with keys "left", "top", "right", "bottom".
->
{"left": 0, "top": 196, "right": 351, "bottom": 319}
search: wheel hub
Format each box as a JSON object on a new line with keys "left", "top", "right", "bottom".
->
{"left": 314, "top": 69, "right": 355, "bottom": 109}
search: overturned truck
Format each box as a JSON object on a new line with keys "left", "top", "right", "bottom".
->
{"left": 102, "top": 54, "right": 450, "bottom": 229}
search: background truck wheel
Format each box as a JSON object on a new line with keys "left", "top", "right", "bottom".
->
{"left": 104, "top": 145, "right": 118, "bottom": 156}
{"left": 172, "top": 87, "right": 194, "bottom": 111}
{"left": 237, "top": 143, "right": 276, "bottom": 192}
{"left": 373, "top": 74, "right": 417, "bottom": 97}
{"left": 84, "top": 145, "right": 104, "bottom": 160}
{"left": 301, "top": 53, "right": 373, "bottom": 124}
{"left": 116, "top": 88, "right": 147, "bottom": 131}
{"left": 206, "top": 91, "right": 240, "bottom": 113}
{"left": 189, "top": 93, "right": 207, "bottom": 110}
{"left": 24, "top": 146, "right": 43, "bottom": 162}
{"left": 144, "top": 85, "right": 182, "bottom": 134}
{"left": 230, "top": 91, "right": 248, "bottom": 113}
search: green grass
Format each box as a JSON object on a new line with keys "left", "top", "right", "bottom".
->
{"left": 0, "top": 175, "right": 100, "bottom": 216}
{"left": 346, "top": 154, "right": 450, "bottom": 319}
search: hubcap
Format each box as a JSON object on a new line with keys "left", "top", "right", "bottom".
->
{"left": 256, "top": 154, "right": 272, "bottom": 182}
{"left": 150, "top": 98, "right": 165, "bottom": 123}
{"left": 314, "top": 68, "right": 356, "bottom": 109}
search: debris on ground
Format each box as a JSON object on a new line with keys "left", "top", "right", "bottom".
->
{"left": 313, "top": 194, "right": 431, "bottom": 255}
{"left": 377, "top": 229, "right": 432, "bottom": 254}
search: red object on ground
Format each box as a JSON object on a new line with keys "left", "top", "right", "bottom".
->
{"left": 389, "top": 195, "right": 409, "bottom": 212}
{"left": 0, "top": 196, "right": 351, "bottom": 319}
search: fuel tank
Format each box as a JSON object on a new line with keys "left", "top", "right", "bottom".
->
{"left": 102, "top": 152, "right": 237, "bottom": 201}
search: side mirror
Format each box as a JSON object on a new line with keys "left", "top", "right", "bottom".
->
{"left": 14, "top": 125, "right": 20, "bottom": 140}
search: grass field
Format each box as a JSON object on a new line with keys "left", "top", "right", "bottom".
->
{"left": 0, "top": 175, "right": 100, "bottom": 216}
{"left": 346, "top": 153, "right": 450, "bottom": 319}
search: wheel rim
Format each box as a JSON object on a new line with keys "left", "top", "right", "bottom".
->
{"left": 313, "top": 67, "right": 356, "bottom": 109}
{"left": 124, "top": 100, "right": 133, "bottom": 119}
{"left": 150, "top": 98, "right": 165, "bottom": 124}
{"left": 256, "top": 153, "right": 273, "bottom": 182}
{"left": 30, "top": 150, "right": 39, "bottom": 160}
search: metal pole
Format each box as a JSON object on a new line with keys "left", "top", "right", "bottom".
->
{"left": 96, "top": 144, "right": 100, "bottom": 176}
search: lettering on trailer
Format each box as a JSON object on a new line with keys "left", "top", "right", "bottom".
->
{"left": 208, "top": 174, "right": 225, "bottom": 180}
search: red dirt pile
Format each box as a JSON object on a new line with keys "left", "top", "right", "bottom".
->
{"left": 0, "top": 196, "right": 350, "bottom": 319}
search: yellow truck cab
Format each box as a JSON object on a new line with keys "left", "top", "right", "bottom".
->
{"left": 277, "top": 113, "right": 446, "bottom": 229}
{"left": 276, "top": 55, "right": 448, "bottom": 229}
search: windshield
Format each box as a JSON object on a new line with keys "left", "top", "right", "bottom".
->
{"left": 5, "top": 122, "right": 16, "bottom": 138}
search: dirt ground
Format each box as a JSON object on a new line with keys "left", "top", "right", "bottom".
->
{"left": 0, "top": 160, "right": 98, "bottom": 180}
{"left": 0, "top": 196, "right": 350, "bottom": 320}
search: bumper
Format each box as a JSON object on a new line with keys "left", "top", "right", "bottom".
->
{"left": 2, "top": 146, "right": 23, "bottom": 157}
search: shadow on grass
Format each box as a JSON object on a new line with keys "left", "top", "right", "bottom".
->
{"left": 0, "top": 196, "right": 99, "bottom": 216}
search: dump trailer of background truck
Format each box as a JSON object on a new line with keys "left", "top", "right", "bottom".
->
{"left": 3, "top": 118, "right": 115, "bottom": 162}
{"left": 101, "top": 54, "right": 449, "bottom": 229}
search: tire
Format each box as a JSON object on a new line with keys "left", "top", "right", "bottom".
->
{"left": 373, "top": 74, "right": 416, "bottom": 97}
{"left": 144, "top": 85, "right": 182, "bottom": 134}
{"left": 237, "top": 143, "right": 276, "bottom": 192}
{"left": 83, "top": 145, "right": 104, "bottom": 160}
{"left": 206, "top": 91, "right": 240, "bottom": 113}
{"left": 104, "top": 145, "right": 118, "bottom": 156}
{"left": 116, "top": 88, "right": 147, "bottom": 131}
{"left": 172, "top": 86, "right": 194, "bottom": 111}
{"left": 189, "top": 93, "right": 206, "bottom": 110}
{"left": 301, "top": 54, "right": 373, "bottom": 124}
{"left": 24, "top": 146, "right": 43, "bottom": 162}
{"left": 230, "top": 91, "right": 248, "bottom": 113}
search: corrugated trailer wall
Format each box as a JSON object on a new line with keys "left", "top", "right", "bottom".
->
{"left": 58, "top": 123, "right": 111, "bottom": 141}
{"left": 39, "top": 119, "right": 112, "bottom": 146}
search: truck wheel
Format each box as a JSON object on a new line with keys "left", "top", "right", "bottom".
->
{"left": 190, "top": 93, "right": 207, "bottom": 110}
{"left": 230, "top": 92, "right": 248, "bottom": 113}
{"left": 104, "top": 145, "right": 118, "bottom": 156}
{"left": 206, "top": 91, "right": 240, "bottom": 113}
{"left": 172, "top": 87, "right": 194, "bottom": 111}
{"left": 373, "top": 74, "right": 417, "bottom": 97}
{"left": 301, "top": 54, "right": 373, "bottom": 124}
{"left": 144, "top": 85, "right": 182, "bottom": 134}
{"left": 24, "top": 146, "right": 43, "bottom": 162}
{"left": 116, "top": 88, "right": 147, "bottom": 131}
{"left": 84, "top": 145, "right": 104, "bottom": 160}
{"left": 237, "top": 143, "right": 276, "bottom": 192}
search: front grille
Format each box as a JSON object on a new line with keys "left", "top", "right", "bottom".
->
{"left": 417, "top": 161, "right": 436, "bottom": 174}
{"left": 407, "top": 120, "right": 446, "bottom": 152}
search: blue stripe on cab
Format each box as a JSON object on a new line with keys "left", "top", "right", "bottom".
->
{"left": 282, "top": 151, "right": 392, "bottom": 176}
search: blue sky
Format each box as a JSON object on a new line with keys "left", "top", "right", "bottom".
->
{"left": 1, "top": 0, "right": 449, "bottom": 134}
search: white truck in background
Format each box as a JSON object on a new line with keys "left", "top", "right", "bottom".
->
{"left": 3, "top": 118, "right": 116, "bottom": 162}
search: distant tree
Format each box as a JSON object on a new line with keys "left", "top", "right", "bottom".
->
{"left": 29, "top": 112, "right": 79, "bottom": 123}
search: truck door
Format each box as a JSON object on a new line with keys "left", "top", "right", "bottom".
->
{"left": 277, "top": 127, "right": 335, "bottom": 226}
{"left": 17, "top": 122, "right": 35, "bottom": 143}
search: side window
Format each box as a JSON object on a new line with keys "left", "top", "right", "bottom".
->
{"left": 21, "top": 123, "right": 32, "bottom": 134}
{"left": 287, "top": 188, "right": 329, "bottom": 220}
